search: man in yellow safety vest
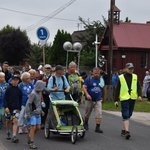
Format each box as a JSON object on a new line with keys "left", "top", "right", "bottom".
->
{"left": 114, "top": 63, "right": 142, "bottom": 140}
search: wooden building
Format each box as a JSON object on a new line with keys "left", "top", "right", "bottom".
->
{"left": 99, "top": 6, "right": 150, "bottom": 83}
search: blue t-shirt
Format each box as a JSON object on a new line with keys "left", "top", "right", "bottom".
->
{"left": 30, "top": 79, "right": 37, "bottom": 87}
{"left": 111, "top": 74, "right": 118, "bottom": 86}
{"left": 84, "top": 77, "right": 102, "bottom": 101}
{"left": 47, "top": 75, "right": 69, "bottom": 100}
{"left": 18, "top": 82, "right": 34, "bottom": 106}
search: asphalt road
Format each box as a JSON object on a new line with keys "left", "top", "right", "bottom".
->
{"left": 0, "top": 106, "right": 150, "bottom": 150}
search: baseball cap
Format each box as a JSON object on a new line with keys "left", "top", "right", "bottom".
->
{"left": 55, "top": 65, "right": 65, "bottom": 71}
{"left": 3, "top": 61, "right": 9, "bottom": 65}
{"left": 12, "top": 75, "right": 20, "bottom": 80}
{"left": 38, "top": 65, "right": 43, "bottom": 70}
{"left": 125, "top": 63, "right": 134, "bottom": 69}
{"left": 44, "top": 64, "right": 51, "bottom": 69}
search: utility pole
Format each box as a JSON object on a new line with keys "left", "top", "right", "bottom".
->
{"left": 108, "top": 0, "right": 115, "bottom": 85}
{"left": 42, "top": 45, "right": 45, "bottom": 65}
{"left": 105, "top": 0, "right": 115, "bottom": 101}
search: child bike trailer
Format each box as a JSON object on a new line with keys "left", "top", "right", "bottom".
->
{"left": 44, "top": 100, "right": 85, "bottom": 144}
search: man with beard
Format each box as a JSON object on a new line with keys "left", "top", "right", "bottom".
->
{"left": 83, "top": 67, "right": 105, "bottom": 133}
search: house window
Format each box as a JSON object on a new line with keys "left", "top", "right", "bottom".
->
{"left": 140, "top": 53, "right": 148, "bottom": 68}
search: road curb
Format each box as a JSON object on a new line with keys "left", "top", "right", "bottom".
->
{"left": 103, "top": 110, "right": 150, "bottom": 126}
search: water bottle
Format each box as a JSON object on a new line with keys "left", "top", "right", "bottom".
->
{"left": 41, "top": 102, "right": 46, "bottom": 108}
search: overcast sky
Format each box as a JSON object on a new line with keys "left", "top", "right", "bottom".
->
{"left": 0, "top": 0, "right": 150, "bottom": 44}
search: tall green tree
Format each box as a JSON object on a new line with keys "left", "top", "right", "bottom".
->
{"left": 28, "top": 43, "right": 42, "bottom": 68}
{"left": 48, "top": 29, "right": 73, "bottom": 66}
{"left": 77, "top": 17, "right": 106, "bottom": 66}
{"left": 28, "top": 43, "right": 52, "bottom": 69}
{"left": 0, "top": 25, "right": 31, "bottom": 65}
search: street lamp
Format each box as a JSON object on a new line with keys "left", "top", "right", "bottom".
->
{"left": 63, "top": 41, "right": 82, "bottom": 69}
{"left": 98, "top": 55, "right": 106, "bottom": 67}
{"left": 93, "top": 34, "right": 100, "bottom": 67}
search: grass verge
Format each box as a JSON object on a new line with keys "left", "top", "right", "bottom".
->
{"left": 102, "top": 98, "right": 150, "bottom": 112}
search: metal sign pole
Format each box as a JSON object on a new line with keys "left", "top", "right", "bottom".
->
{"left": 43, "top": 45, "right": 45, "bottom": 65}
{"left": 77, "top": 51, "right": 80, "bottom": 70}
{"left": 37, "top": 26, "right": 49, "bottom": 66}
{"left": 66, "top": 51, "right": 69, "bottom": 69}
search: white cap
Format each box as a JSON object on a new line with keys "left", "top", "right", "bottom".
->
{"left": 38, "top": 65, "right": 43, "bottom": 70}
{"left": 44, "top": 64, "right": 51, "bottom": 69}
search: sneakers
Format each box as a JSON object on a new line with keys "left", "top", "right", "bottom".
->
{"left": 125, "top": 131, "right": 131, "bottom": 140}
{"left": 121, "top": 130, "right": 131, "bottom": 139}
{"left": 84, "top": 123, "right": 89, "bottom": 130}
{"left": 6, "top": 132, "right": 11, "bottom": 140}
{"left": 95, "top": 127, "right": 103, "bottom": 133}
{"left": 18, "top": 128, "right": 23, "bottom": 134}
{"left": 12, "top": 136, "right": 19, "bottom": 143}
{"left": 30, "top": 143, "right": 37, "bottom": 149}
{"left": 121, "top": 130, "right": 126, "bottom": 137}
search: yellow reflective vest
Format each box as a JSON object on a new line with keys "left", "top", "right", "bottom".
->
{"left": 119, "top": 74, "right": 138, "bottom": 101}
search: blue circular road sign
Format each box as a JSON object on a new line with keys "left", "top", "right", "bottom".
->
{"left": 37, "top": 27, "right": 50, "bottom": 41}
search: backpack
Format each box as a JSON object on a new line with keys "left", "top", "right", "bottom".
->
{"left": 42, "top": 76, "right": 66, "bottom": 95}
{"left": 68, "top": 74, "right": 81, "bottom": 94}
{"left": 52, "top": 76, "right": 65, "bottom": 90}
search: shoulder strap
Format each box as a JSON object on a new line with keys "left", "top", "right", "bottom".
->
{"left": 61, "top": 76, "right": 65, "bottom": 89}
{"left": 52, "top": 75, "right": 65, "bottom": 89}
{"left": 52, "top": 76, "right": 56, "bottom": 87}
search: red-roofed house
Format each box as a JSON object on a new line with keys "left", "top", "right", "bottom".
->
{"left": 99, "top": 6, "right": 150, "bottom": 83}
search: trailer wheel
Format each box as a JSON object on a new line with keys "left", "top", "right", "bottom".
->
{"left": 79, "top": 130, "right": 85, "bottom": 138}
{"left": 71, "top": 125, "right": 78, "bottom": 144}
{"left": 44, "top": 117, "right": 50, "bottom": 139}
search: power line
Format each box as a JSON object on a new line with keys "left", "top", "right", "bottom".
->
{"left": 0, "top": 6, "right": 78, "bottom": 22}
{"left": 24, "top": 0, "right": 77, "bottom": 32}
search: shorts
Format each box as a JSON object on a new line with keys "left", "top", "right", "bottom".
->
{"left": 28, "top": 115, "right": 41, "bottom": 126}
{"left": 121, "top": 100, "right": 135, "bottom": 120}
{"left": 5, "top": 109, "right": 20, "bottom": 120}
{"left": 84, "top": 100, "right": 102, "bottom": 119}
